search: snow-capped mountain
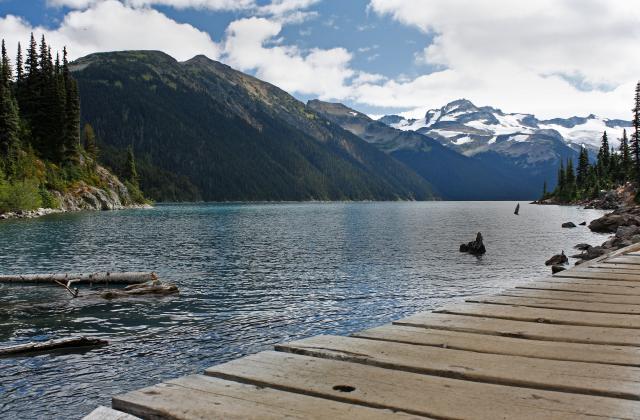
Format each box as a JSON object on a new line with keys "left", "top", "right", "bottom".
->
{"left": 380, "top": 99, "right": 631, "bottom": 158}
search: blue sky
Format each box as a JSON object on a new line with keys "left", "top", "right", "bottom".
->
{"left": 1, "top": 0, "right": 639, "bottom": 119}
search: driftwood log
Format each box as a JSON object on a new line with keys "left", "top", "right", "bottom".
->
{"left": 100, "top": 281, "right": 178, "bottom": 299}
{"left": 0, "top": 272, "right": 157, "bottom": 285}
{"left": 0, "top": 337, "right": 108, "bottom": 357}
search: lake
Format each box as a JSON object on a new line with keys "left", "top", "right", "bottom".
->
{"left": 0, "top": 202, "right": 609, "bottom": 418}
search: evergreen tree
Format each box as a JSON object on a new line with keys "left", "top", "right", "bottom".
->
{"left": 1, "top": 41, "right": 11, "bottom": 85}
{"left": 15, "top": 42, "right": 23, "bottom": 84}
{"left": 0, "top": 39, "right": 20, "bottom": 176}
{"left": 557, "top": 160, "right": 566, "bottom": 193}
{"left": 597, "top": 131, "right": 610, "bottom": 177}
{"left": 542, "top": 180, "right": 547, "bottom": 198}
{"left": 576, "top": 146, "right": 589, "bottom": 188}
{"left": 125, "top": 145, "right": 138, "bottom": 184}
{"left": 620, "top": 129, "right": 631, "bottom": 180}
{"left": 632, "top": 81, "right": 640, "bottom": 183}
{"left": 62, "top": 47, "right": 80, "bottom": 164}
{"left": 83, "top": 123, "right": 98, "bottom": 161}
{"left": 565, "top": 157, "right": 576, "bottom": 198}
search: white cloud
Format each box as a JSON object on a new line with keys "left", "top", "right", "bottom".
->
{"left": 256, "top": 0, "right": 319, "bottom": 16}
{"left": 47, "top": 0, "right": 254, "bottom": 10}
{"left": 222, "top": 17, "right": 354, "bottom": 99}
{"left": 1, "top": 0, "right": 221, "bottom": 61}
{"left": 363, "top": 0, "right": 640, "bottom": 119}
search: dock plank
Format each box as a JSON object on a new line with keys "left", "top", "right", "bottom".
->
{"left": 435, "top": 302, "right": 640, "bottom": 328}
{"left": 604, "top": 256, "right": 640, "bottom": 265}
{"left": 83, "top": 406, "right": 139, "bottom": 420}
{"left": 518, "top": 280, "right": 640, "bottom": 295}
{"left": 467, "top": 294, "right": 640, "bottom": 314}
{"left": 275, "top": 334, "right": 640, "bottom": 400}
{"left": 394, "top": 312, "right": 640, "bottom": 346}
{"left": 353, "top": 324, "right": 640, "bottom": 366}
{"left": 585, "top": 263, "right": 640, "bottom": 271}
{"left": 502, "top": 288, "right": 640, "bottom": 305}
{"left": 538, "top": 276, "right": 640, "bottom": 287}
{"left": 113, "top": 375, "right": 420, "bottom": 420}
{"left": 205, "top": 351, "right": 640, "bottom": 420}
{"left": 553, "top": 271, "right": 640, "bottom": 282}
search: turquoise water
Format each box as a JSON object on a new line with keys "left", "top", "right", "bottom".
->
{"left": 0, "top": 202, "right": 608, "bottom": 418}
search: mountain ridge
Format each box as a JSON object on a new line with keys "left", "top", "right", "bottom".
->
{"left": 71, "top": 50, "right": 437, "bottom": 202}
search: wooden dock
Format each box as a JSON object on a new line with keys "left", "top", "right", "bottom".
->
{"left": 87, "top": 244, "right": 640, "bottom": 419}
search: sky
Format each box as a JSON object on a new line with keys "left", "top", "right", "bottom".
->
{"left": 0, "top": 0, "right": 639, "bottom": 119}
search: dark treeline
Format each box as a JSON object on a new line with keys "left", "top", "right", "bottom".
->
{"left": 546, "top": 82, "right": 640, "bottom": 203}
{"left": 0, "top": 35, "right": 142, "bottom": 212}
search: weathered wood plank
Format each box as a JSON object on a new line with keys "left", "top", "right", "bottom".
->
{"left": 502, "top": 288, "right": 640, "bottom": 304}
{"left": 276, "top": 335, "right": 640, "bottom": 400}
{"left": 553, "top": 271, "right": 640, "bottom": 282}
{"left": 394, "top": 312, "right": 640, "bottom": 346}
{"left": 435, "top": 302, "right": 640, "bottom": 328}
{"left": 604, "top": 256, "right": 640, "bottom": 265}
{"left": 354, "top": 324, "right": 640, "bottom": 366}
{"left": 586, "top": 263, "right": 640, "bottom": 271}
{"left": 468, "top": 294, "right": 640, "bottom": 314}
{"left": 113, "top": 375, "right": 419, "bottom": 420}
{"left": 519, "top": 281, "right": 640, "bottom": 295}
{"left": 539, "top": 276, "right": 640, "bottom": 287}
{"left": 205, "top": 351, "right": 640, "bottom": 420}
{"left": 83, "top": 406, "right": 140, "bottom": 420}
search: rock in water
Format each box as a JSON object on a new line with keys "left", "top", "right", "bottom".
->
{"left": 551, "top": 265, "right": 566, "bottom": 274}
{"left": 562, "top": 222, "right": 576, "bottom": 228}
{"left": 460, "top": 232, "right": 486, "bottom": 255}
{"left": 579, "top": 221, "right": 587, "bottom": 226}
{"left": 574, "top": 243, "right": 591, "bottom": 251}
{"left": 545, "top": 251, "right": 568, "bottom": 266}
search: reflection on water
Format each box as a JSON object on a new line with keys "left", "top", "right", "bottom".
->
{"left": 0, "top": 202, "right": 608, "bottom": 418}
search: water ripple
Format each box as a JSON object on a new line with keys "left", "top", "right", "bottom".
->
{"left": 0, "top": 202, "right": 608, "bottom": 418}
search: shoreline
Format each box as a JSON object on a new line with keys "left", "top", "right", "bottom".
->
{"left": 0, "top": 204, "right": 153, "bottom": 221}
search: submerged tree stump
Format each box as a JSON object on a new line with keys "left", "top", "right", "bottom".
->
{"left": 460, "top": 232, "right": 486, "bottom": 255}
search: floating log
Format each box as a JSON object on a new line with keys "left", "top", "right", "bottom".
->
{"left": 0, "top": 337, "right": 108, "bottom": 357}
{"left": 0, "top": 272, "right": 157, "bottom": 285}
{"left": 100, "top": 281, "right": 178, "bottom": 299}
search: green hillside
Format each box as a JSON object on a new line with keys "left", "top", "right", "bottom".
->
{"left": 71, "top": 51, "right": 436, "bottom": 202}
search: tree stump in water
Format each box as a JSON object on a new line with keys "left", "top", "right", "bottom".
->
{"left": 460, "top": 232, "right": 486, "bottom": 255}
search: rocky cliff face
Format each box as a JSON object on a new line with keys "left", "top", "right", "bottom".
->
{"left": 54, "top": 166, "right": 141, "bottom": 212}
{"left": 0, "top": 165, "right": 149, "bottom": 220}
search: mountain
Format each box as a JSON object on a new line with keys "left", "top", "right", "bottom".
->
{"left": 307, "top": 100, "right": 527, "bottom": 200}
{"left": 383, "top": 99, "right": 631, "bottom": 156}
{"left": 378, "top": 99, "right": 632, "bottom": 196}
{"left": 71, "top": 51, "right": 435, "bottom": 202}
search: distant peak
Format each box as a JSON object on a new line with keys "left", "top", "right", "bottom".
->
{"left": 185, "top": 54, "right": 214, "bottom": 63}
{"left": 442, "top": 98, "right": 479, "bottom": 113}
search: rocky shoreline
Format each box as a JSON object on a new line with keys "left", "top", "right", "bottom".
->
{"left": 535, "top": 182, "right": 637, "bottom": 210}
{"left": 0, "top": 166, "right": 151, "bottom": 221}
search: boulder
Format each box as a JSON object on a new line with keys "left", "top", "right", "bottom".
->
{"left": 562, "top": 222, "right": 576, "bottom": 228}
{"left": 615, "top": 225, "right": 640, "bottom": 239}
{"left": 589, "top": 212, "right": 640, "bottom": 233}
{"left": 551, "top": 265, "right": 566, "bottom": 274}
{"left": 460, "top": 232, "right": 486, "bottom": 255}
{"left": 584, "top": 246, "right": 607, "bottom": 260}
{"left": 579, "top": 221, "right": 587, "bottom": 226}
{"left": 545, "top": 251, "right": 568, "bottom": 266}
{"left": 574, "top": 243, "right": 591, "bottom": 251}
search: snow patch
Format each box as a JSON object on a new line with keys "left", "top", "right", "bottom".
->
{"left": 452, "top": 136, "right": 474, "bottom": 145}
